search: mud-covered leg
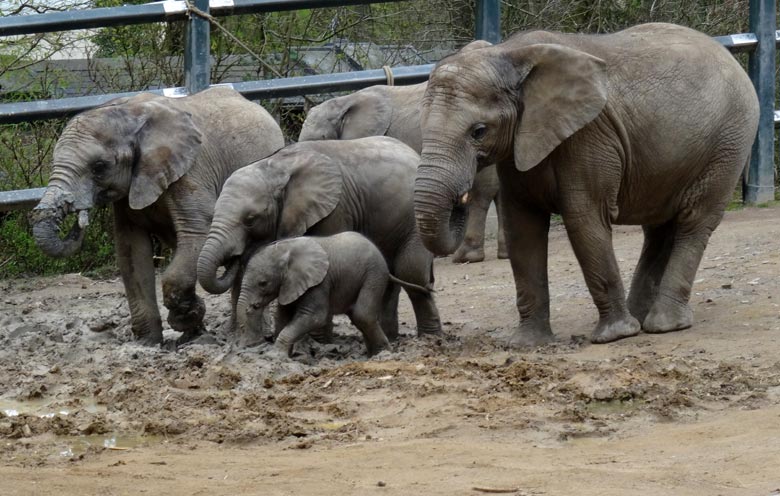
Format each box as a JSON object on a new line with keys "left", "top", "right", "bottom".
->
{"left": 273, "top": 295, "right": 330, "bottom": 357}
{"left": 114, "top": 205, "right": 163, "bottom": 345}
{"left": 162, "top": 236, "right": 208, "bottom": 345}
{"left": 495, "top": 191, "right": 508, "bottom": 259}
{"left": 627, "top": 222, "right": 675, "bottom": 323}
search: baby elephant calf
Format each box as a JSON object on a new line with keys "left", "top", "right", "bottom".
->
{"left": 237, "top": 232, "right": 432, "bottom": 358}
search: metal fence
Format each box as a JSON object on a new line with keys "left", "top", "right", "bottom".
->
{"left": 0, "top": 0, "right": 777, "bottom": 212}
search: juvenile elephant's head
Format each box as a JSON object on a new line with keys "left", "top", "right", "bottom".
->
{"left": 197, "top": 147, "right": 342, "bottom": 294}
{"left": 236, "top": 238, "right": 329, "bottom": 332}
{"left": 31, "top": 94, "right": 202, "bottom": 257}
{"left": 414, "top": 40, "right": 608, "bottom": 255}
{"left": 298, "top": 90, "right": 392, "bottom": 142}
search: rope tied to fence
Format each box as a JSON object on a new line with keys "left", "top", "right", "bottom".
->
{"left": 382, "top": 65, "right": 394, "bottom": 86}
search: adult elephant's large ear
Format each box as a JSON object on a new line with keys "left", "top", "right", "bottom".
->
{"left": 277, "top": 149, "right": 343, "bottom": 238}
{"left": 278, "top": 238, "right": 329, "bottom": 305}
{"left": 509, "top": 43, "right": 607, "bottom": 172}
{"left": 127, "top": 99, "right": 203, "bottom": 210}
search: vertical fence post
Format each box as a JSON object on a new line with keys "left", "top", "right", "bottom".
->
{"left": 184, "top": 0, "right": 211, "bottom": 94}
{"left": 744, "top": 0, "right": 776, "bottom": 204}
{"left": 475, "top": 0, "right": 501, "bottom": 43}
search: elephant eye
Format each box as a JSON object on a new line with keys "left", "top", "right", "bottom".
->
{"left": 91, "top": 160, "right": 108, "bottom": 174}
{"left": 243, "top": 214, "right": 258, "bottom": 227}
{"left": 470, "top": 124, "right": 487, "bottom": 141}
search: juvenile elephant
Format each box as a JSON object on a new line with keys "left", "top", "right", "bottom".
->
{"left": 414, "top": 23, "right": 759, "bottom": 346}
{"left": 238, "top": 232, "right": 432, "bottom": 358}
{"left": 31, "top": 87, "right": 285, "bottom": 345}
{"left": 298, "top": 42, "right": 507, "bottom": 264}
{"left": 197, "top": 136, "right": 441, "bottom": 344}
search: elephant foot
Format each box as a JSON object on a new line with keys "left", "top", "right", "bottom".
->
{"left": 643, "top": 299, "right": 693, "bottom": 334}
{"left": 264, "top": 344, "right": 293, "bottom": 361}
{"left": 175, "top": 325, "right": 205, "bottom": 347}
{"left": 135, "top": 331, "right": 164, "bottom": 347}
{"left": 591, "top": 314, "right": 640, "bottom": 344}
{"left": 452, "top": 244, "right": 485, "bottom": 264}
{"left": 507, "top": 322, "right": 555, "bottom": 348}
{"left": 365, "top": 337, "right": 391, "bottom": 357}
{"left": 497, "top": 246, "right": 509, "bottom": 260}
{"left": 417, "top": 321, "right": 442, "bottom": 336}
{"left": 310, "top": 322, "right": 335, "bottom": 344}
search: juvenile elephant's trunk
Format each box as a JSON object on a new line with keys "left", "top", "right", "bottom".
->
{"left": 31, "top": 186, "right": 90, "bottom": 258}
{"left": 414, "top": 158, "right": 470, "bottom": 256}
{"left": 197, "top": 234, "right": 240, "bottom": 294}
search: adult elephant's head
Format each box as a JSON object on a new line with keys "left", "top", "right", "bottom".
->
{"left": 197, "top": 147, "right": 342, "bottom": 294}
{"left": 414, "top": 40, "right": 608, "bottom": 255}
{"left": 31, "top": 94, "right": 202, "bottom": 257}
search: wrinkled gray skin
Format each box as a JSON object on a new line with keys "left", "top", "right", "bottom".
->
{"left": 238, "top": 232, "right": 432, "bottom": 358}
{"left": 31, "top": 87, "right": 284, "bottom": 346}
{"left": 299, "top": 41, "right": 506, "bottom": 264}
{"left": 198, "top": 136, "right": 441, "bottom": 345}
{"left": 414, "top": 23, "right": 759, "bottom": 347}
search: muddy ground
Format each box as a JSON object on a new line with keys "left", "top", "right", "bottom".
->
{"left": 1, "top": 206, "right": 779, "bottom": 495}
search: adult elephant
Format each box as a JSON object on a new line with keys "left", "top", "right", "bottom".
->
{"left": 298, "top": 41, "right": 507, "bottom": 264}
{"left": 197, "top": 137, "right": 441, "bottom": 345}
{"left": 413, "top": 23, "right": 759, "bottom": 346}
{"left": 31, "top": 87, "right": 284, "bottom": 345}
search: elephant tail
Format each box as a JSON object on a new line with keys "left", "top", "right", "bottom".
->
{"left": 388, "top": 274, "right": 434, "bottom": 294}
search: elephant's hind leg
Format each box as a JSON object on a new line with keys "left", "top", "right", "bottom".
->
{"left": 349, "top": 281, "right": 391, "bottom": 356}
{"left": 627, "top": 222, "right": 676, "bottom": 323}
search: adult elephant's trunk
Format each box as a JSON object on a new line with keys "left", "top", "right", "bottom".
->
{"left": 197, "top": 231, "right": 241, "bottom": 294}
{"left": 414, "top": 155, "right": 471, "bottom": 256}
{"left": 31, "top": 186, "right": 90, "bottom": 258}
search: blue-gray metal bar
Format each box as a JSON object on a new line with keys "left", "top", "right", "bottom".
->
{"left": 0, "top": 188, "right": 46, "bottom": 212}
{"left": 0, "top": 0, "right": 402, "bottom": 37}
{"left": 0, "top": 64, "right": 433, "bottom": 124}
{"left": 185, "top": 0, "right": 211, "bottom": 93}
{"left": 475, "top": 0, "right": 501, "bottom": 44}
{"left": 744, "top": 0, "right": 777, "bottom": 204}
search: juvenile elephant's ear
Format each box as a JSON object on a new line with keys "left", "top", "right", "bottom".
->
{"left": 279, "top": 238, "right": 329, "bottom": 305}
{"left": 509, "top": 43, "right": 607, "bottom": 172}
{"left": 338, "top": 91, "right": 393, "bottom": 139}
{"left": 277, "top": 149, "right": 343, "bottom": 238}
{"left": 127, "top": 98, "right": 203, "bottom": 210}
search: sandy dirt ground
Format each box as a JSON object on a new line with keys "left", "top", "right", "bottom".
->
{"left": 1, "top": 206, "right": 780, "bottom": 496}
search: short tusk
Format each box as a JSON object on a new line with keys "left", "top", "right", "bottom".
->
{"left": 78, "top": 210, "right": 90, "bottom": 229}
{"left": 460, "top": 192, "right": 470, "bottom": 205}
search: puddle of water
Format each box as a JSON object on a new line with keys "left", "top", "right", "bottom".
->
{"left": 585, "top": 398, "right": 640, "bottom": 416}
{"left": 0, "top": 396, "right": 106, "bottom": 418}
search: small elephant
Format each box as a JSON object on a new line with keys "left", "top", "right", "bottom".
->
{"left": 414, "top": 23, "right": 759, "bottom": 346}
{"left": 31, "top": 87, "right": 285, "bottom": 345}
{"left": 298, "top": 40, "right": 507, "bottom": 264}
{"left": 238, "top": 232, "right": 432, "bottom": 357}
{"left": 198, "top": 136, "right": 441, "bottom": 345}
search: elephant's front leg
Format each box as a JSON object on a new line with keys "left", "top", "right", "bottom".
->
{"left": 273, "top": 295, "right": 330, "bottom": 357}
{"left": 452, "top": 165, "right": 498, "bottom": 264}
{"left": 162, "top": 235, "right": 207, "bottom": 345}
{"left": 562, "top": 213, "right": 640, "bottom": 343}
{"left": 114, "top": 206, "right": 163, "bottom": 345}
{"left": 501, "top": 197, "right": 555, "bottom": 347}
{"left": 394, "top": 242, "right": 442, "bottom": 335}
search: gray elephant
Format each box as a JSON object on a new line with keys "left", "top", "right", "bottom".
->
{"left": 413, "top": 23, "right": 759, "bottom": 346}
{"left": 197, "top": 136, "right": 441, "bottom": 344}
{"left": 238, "top": 232, "right": 432, "bottom": 358}
{"left": 31, "top": 87, "right": 284, "bottom": 345}
{"left": 298, "top": 43, "right": 507, "bottom": 264}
